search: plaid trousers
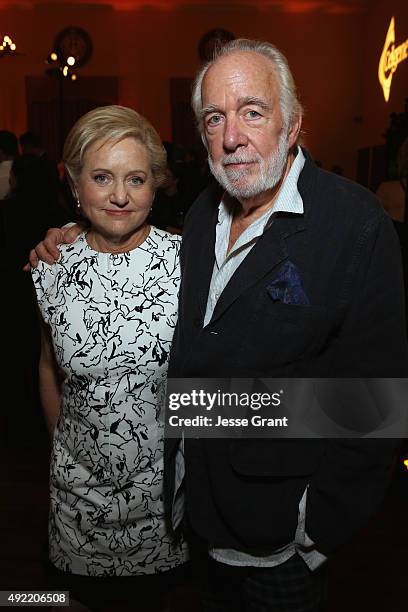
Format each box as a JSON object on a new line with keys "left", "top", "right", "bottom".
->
{"left": 201, "top": 553, "right": 328, "bottom": 612}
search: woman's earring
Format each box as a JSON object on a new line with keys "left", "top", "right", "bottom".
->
{"left": 76, "top": 198, "right": 80, "bottom": 210}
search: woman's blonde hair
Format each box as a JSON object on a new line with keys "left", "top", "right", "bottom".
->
{"left": 63, "top": 105, "right": 167, "bottom": 189}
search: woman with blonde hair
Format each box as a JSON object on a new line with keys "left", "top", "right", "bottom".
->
{"left": 31, "top": 106, "right": 188, "bottom": 611}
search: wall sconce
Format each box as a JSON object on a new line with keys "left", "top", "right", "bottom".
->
{"left": 0, "top": 34, "right": 18, "bottom": 58}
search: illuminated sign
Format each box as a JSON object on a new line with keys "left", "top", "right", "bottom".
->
{"left": 378, "top": 17, "right": 408, "bottom": 102}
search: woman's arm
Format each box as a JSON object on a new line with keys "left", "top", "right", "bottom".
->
{"left": 38, "top": 314, "right": 61, "bottom": 439}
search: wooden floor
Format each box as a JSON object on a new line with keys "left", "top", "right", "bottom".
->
{"left": 1, "top": 406, "right": 407, "bottom": 611}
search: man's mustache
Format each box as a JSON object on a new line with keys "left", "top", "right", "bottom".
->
{"left": 221, "top": 154, "right": 260, "bottom": 166}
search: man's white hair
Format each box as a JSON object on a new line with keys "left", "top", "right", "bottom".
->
{"left": 191, "top": 38, "right": 303, "bottom": 141}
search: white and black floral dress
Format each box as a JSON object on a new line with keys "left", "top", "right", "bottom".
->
{"left": 31, "top": 227, "right": 187, "bottom": 577}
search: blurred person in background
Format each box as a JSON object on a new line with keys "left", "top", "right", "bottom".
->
{"left": 2, "top": 154, "right": 68, "bottom": 269}
{"left": 0, "top": 153, "right": 69, "bottom": 445}
{"left": 0, "top": 130, "right": 18, "bottom": 200}
{"left": 376, "top": 137, "right": 408, "bottom": 328}
{"left": 19, "top": 130, "right": 47, "bottom": 156}
{"left": 19, "top": 131, "right": 61, "bottom": 196}
{"left": 376, "top": 137, "right": 408, "bottom": 224}
{"left": 150, "top": 141, "right": 204, "bottom": 233}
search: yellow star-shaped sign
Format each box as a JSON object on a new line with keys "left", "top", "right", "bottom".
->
{"left": 378, "top": 17, "right": 408, "bottom": 102}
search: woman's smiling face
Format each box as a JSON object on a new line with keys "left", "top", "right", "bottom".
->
{"left": 75, "top": 136, "right": 155, "bottom": 247}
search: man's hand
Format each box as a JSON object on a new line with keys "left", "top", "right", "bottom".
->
{"left": 23, "top": 223, "right": 82, "bottom": 270}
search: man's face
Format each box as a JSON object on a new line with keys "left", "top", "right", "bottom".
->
{"left": 201, "top": 51, "right": 298, "bottom": 200}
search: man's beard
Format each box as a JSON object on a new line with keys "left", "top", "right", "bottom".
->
{"left": 208, "top": 129, "right": 289, "bottom": 200}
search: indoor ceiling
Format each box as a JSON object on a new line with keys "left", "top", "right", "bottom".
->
{"left": 0, "top": 0, "right": 372, "bottom": 12}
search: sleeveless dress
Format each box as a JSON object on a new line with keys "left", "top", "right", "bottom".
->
{"left": 31, "top": 227, "right": 188, "bottom": 577}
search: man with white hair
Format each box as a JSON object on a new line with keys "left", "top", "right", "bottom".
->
{"left": 164, "top": 39, "right": 407, "bottom": 611}
{"left": 30, "top": 39, "right": 407, "bottom": 611}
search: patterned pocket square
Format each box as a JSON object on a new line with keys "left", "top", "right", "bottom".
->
{"left": 266, "top": 261, "right": 310, "bottom": 306}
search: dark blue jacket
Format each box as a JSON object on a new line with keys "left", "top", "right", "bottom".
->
{"left": 165, "top": 152, "right": 408, "bottom": 555}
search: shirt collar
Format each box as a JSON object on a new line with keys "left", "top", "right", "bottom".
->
{"left": 272, "top": 146, "right": 305, "bottom": 215}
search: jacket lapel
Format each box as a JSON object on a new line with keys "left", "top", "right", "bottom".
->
{"left": 209, "top": 213, "right": 305, "bottom": 325}
{"left": 188, "top": 184, "right": 221, "bottom": 320}
{"left": 197, "top": 215, "right": 217, "bottom": 318}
